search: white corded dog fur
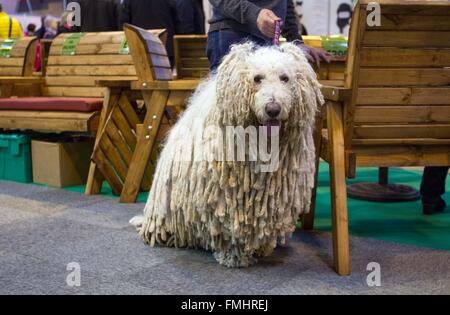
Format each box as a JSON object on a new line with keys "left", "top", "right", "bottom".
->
{"left": 130, "top": 42, "right": 324, "bottom": 267}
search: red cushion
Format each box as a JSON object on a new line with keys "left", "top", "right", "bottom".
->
{"left": 0, "top": 97, "right": 103, "bottom": 112}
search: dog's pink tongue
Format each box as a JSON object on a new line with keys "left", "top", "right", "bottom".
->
{"left": 264, "top": 120, "right": 281, "bottom": 137}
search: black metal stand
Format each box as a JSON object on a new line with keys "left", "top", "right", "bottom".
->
{"left": 347, "top": 167, "right": 420, "bottom": 202}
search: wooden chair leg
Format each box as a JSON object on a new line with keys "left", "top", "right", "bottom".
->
{"left": 302, "top": 112, "right": 323, "bottom": 230}
{"left": 85, "top": 87, "right": 122, "bottom": 195}
{"left": 120, "top": 90, "right": 169, "bottom": 203}
{"left": 327, "top": 101, "right": 350, "bottom": 276}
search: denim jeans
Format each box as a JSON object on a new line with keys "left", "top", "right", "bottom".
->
{"left": 207, "top": 29, "right": 268, "bottom": 71}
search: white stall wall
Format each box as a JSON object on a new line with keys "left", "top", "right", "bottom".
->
{"left": 204, "top": 0, "right": 212, "bottom": 32}
{"left": 294, "top": 0, "right": 354, "bottom": 36}
{"left": 330, "top": 0, "right": 353, "bottom": 35}
{"left": 11, "top": 15, "right": 42, "bottom": 31}
{"left": 0, "top": 0, "right": 17, "bottom": 14}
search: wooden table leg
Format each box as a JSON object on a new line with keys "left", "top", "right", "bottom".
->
{"left": 85, "top": 87, "right": 122, "bottom": 195}
{"left": 328, "top": 101, "right": 350, "bottom": 276}
{"left": 120, "top": 90, "right": 169, "bottom": 203}
{"left": 302, "top": 111, "right": 324, "bottom": 230}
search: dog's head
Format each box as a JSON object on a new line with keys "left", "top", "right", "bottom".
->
{"left": 215, "top": 42, "right": 323, "bottom": 133}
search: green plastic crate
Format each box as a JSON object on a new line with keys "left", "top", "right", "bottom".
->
{"left": 0, "top": 134, "right": 33, "bottom": 183}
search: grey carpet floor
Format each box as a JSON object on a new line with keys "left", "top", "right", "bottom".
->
{"left": 1, "top": 180, "right": 449, "bottom": 295}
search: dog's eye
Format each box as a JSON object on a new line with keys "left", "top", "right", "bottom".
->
{"left": 254, "top": 75, "right": 264, "bottom": 84}
{"left": 280, "top": 74, "right": 289, "bottom": 83}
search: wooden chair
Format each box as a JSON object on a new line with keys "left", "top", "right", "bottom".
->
{"left": 91, "top": 24, "right": 201, "bottom": 201}
{"left": 173, "top": 35, "right": 209, "bottom": 79}
{"left": 303, "top": 0, "right": 450, "bottom": 276}
{"left": 0, "top": 37, "right": 38, "bottom": 98}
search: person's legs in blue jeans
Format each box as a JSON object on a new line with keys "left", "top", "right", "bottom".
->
{"left": 207, "top": 29, "right": 267, "bottom": 71}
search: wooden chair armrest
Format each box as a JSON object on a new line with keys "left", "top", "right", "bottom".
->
{"left": 0, "top": 77, "right": 44, "bottom": 84}
{"left": 131, "top": 80, "right": 200, "bottom": 91}
{"left": 319, "top": 79, "right": 344, "bottom": 87}
{"left": 321, "top": 85, "right": 351, "bottom": 102}
{"left": 95, "top": 79, "right": 135, "bottom": 88}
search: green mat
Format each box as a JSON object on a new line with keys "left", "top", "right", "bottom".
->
{"left": 64, "top": 184, "right": 149, "bottom": 203}
{"left": 61, "top": 165, "right": 449, "bottom": 251}
{"left": 315, "top": 164, "right": 450, "bottom": 251}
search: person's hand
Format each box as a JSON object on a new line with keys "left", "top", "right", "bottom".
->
{"left": 257, "top": 9, "right": 281, "bottom": 38}
{"left": 298, "top": 44, "right": 332, "bottom": 68}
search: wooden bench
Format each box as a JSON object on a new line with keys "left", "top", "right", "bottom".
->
{"left": 303, "top": 0, "right": 450, "bottom": 276}
{"left": 174, "top": 35, "right": 209, "bottom": 79}
{"left": 0, "top": 37, "right": 38, "bottom": 98}
{"left": 0, "top": 31, "right": 142, "bottom": 133}
{"left": 90, "top": 24, "right": 200, "bottom": 200}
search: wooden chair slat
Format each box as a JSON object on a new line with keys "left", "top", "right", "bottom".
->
{"left": 92, "top": 147, "right": 123, "bottom": 195}
{"left": 0, "top": 58, "right": 25, "bottom": 67}
{"left": 373, "top": 14, "right": 450, "bottom": 31}
{"left": 112, "top": 107, "right": 137, "bottom": 149}
{"left": 0, "top": 67, "right": 23, "bottom": 76}
{"left": 42, "top": 86, "right": 105, "bottom": 98}
{"left": 354, "top": 125, "right": 450, "bottom": 139}
{"left": 52, "top": 31, "right": 126, "bottom": 45}
{"left": 348, "top": 142, "right": 450, "bottom": 167}
{"left": 359, "top": 68, "right": 450, "bottom": 86}
{"left": 98, "top": 132, "right": 129, "bottom": 182}
{"left": 45, "top": 76, "right": 137, "bottom": 87}
{"left": 48, "top": 55, "right": 134, "bottom": 66}
{"left": 180, "top": 57, "right": 210, "bottom": 68}
{"left": 363, "top": 31, "right": 450, "bottom": 48}
{"left": 357, "top": 87, "right": 450, "bottom": 105}
{"left": 352, "top": 139, "right": 450, "bottom": 146}
{"left": 9, "top": 47, "right": 27, "bottom": 58}
{"left": 377, "top": 5, "right": 450, "bottom": 15}
{"left": 46, "top": 65, "right": 137, "bottom": 77}
{"left": 149, "top": 53, "right": 172, "bottom": 68}
{"left": 152, "top": 66, "right": 173, "bottom": 80}
{"left": 49, "top": 43, "right": 125, "bottom": 56}
{"left": 118, "top": 94, "right": 141, "bottom": 127}
{"left": 105, "top": 121, "right": 133, "bottom": 166}
{"left": 0, "top": 110, "right": 99, "bottom": 132}
{"left": 354, "top": 106, "right": 450, "bottom": 123}
{"left": 360, "top": 47, "right": 450, "bottom": 67}
{"left": 143, "top": 39, "right": 167, "bottom": 55}
{"left": 179, "top": 49, "right": 207, "bottom": 58}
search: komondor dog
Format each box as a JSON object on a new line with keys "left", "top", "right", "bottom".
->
{"left": 130, "top": 42, "right": 324, "bottom": 267}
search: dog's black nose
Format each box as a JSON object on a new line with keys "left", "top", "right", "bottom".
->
{"left": 266, "top": 103, "right": 281, "bottom": 118}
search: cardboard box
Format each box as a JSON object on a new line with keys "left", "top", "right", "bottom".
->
{"left": 31, "top": 138, "right": 94, "bottom": 188}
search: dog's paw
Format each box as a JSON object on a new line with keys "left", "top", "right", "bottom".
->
{"left": 129, "top": 215, "right": 144, "bottom": 230}
{"left": 214, "top": 250, "right": 257, "bottom": 268}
